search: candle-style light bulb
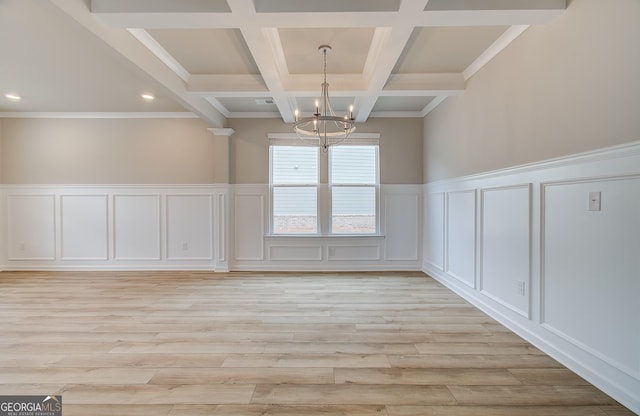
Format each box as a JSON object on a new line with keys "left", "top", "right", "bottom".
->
{"left": 294, "top": 109, "right": 299, "bottom": 121}
{"left": 315, "top": 100, "right": 319, "bottom": 114}
{"left": 349, "top": 105, "right": 354, "bottom": 119}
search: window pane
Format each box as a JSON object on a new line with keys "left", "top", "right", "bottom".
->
{"left": 332, "top": 186, "right": 376, "bottom": 234}
{"left": 331, "top": 146, "right": 377, "bottom": 185}
{"left": 273, "top": 186, "right": 317, "bottom": 234}
{"left": 272, "top": 146, "right": 318, "bottom": 185}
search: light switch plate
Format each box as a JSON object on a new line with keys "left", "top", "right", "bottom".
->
{"left": 588, "top": 191, "right": 601, "bottom": 211}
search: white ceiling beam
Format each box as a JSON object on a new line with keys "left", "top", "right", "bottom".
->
{"left": 424, "top": 0, "right": 566, "bottom": 12}
{"left": 419, "top": 9, "right": 564, "bottom": 26}
{"left": 91, "top": 0, "right": 231, "bottom": 13}
{"left": 187, "top": 73, "right": 463, "bottom": 96}
{"left": 87, "top": 0, "right": 567, "bottom": 123}
{"left": 354, "top": 0, "right": 430, "bottom": 122}
{"left": 283, "top": 74, "right": 368, "bottom": 94}
{"left": 420, "top": 96, "right": 448, "bottom": 117}
{"left": 420, "top": 0, "right": 565, "bottom": 25}
{"left": 188, "top": 75, "right": 268, "bottom": 95}
{"left": 52, "top": 0, "right": 226, "bottom": 127}
{"left": 463, "top": 25, "right": 529, "bottom": 81}
{"left": 128, "top": 29, "right": 190, "bottom": 83}
{"left": 92, "top": 10, "right": 564, "bottom": 29}
{"left": 91, "top": 0, "right": 565, "bottom": 28}
{"left": 225, "top": 0, "right": 296, "bottom": 123}
{"left": 383, "top": 74, "right": 465, "bottom": 94}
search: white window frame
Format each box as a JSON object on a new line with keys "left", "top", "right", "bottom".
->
{"left": 269, "top": 144, "right": 320, "bottom": 235}
{"left": 268, "top": 133, "right": 380, "bottom": 236}
{"left": 328, "top": 144, "right": 380, "bottom": 235}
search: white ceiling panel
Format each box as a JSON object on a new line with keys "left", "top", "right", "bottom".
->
{"left": 216, "top": 97, "right": 278, "bottom": 113}
{"left": 1, "top": 0, "right": 567, "bottom": 124}
{"left": 279, "top": 28, "right": 375, "bottom": 75}
{"left": 254, "top": 0, "right": 401, "bottom": 13}
{"left": 393, "top": 26, "right": 510, "bottom": 74}
{"left": 372, "top": 96, "right": 436, "bottom": 113}
{"left": 146, "top": 29, "right": 260, "bottom": 75}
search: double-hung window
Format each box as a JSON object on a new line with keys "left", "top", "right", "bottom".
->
{"left": 329, "top": 145, "right": 378, "bottom": 234}
{"left": 270, "top": 141, "right": 379, "bottom": 235}
{"left": 271, "top": 146, "right": 319, "bottom": 234}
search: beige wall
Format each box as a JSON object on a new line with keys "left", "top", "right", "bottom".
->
{"left": 0, "top": 118, "right": 227, "bottom": 184}
{"left": 0, "top": 119, "right": 3, "bottom": 183}
{"left": 0, "top": 116, "right": 422, "bottom": 185}
{"left": 423, "top": 0, "right": 640, "bottom": 182}
{"left": 228, "top": 117, "right": 423, "bottom": 184}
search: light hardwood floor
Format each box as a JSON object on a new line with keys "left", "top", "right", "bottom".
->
{"left": 0, "top": 271, "right": 633, "bottom": 415}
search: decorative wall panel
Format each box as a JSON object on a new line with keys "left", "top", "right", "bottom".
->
{"left": 7, "top": 194, "right": 56, "bottom": 260}
{"left": 270, "top": 245, "right": 322, "bottom": 261}
{"left": 543, "top": 176, "right": 640, "bottom": 377}
{"left": 61, "top": 195, "right": 108, "bottom": 260}
{"left": 166, "top": 194, "right": 213, "bottom": 260}
{"left": 113, "top": 194, "right": 161, "bottom": 260}
{"left": 234, "top": 191, "right": 265, "bottom": 261}
{"left": 384, "top": 191, "right": 419, "bottom": 260}
{"left": 424, "top": 192, "right": 445, "bottom": 270}
{"left": 446, "top": 190, "right": 476, "bottom": 287}
{"left": 480, "top": 185, "right": 531, "bottom": 317}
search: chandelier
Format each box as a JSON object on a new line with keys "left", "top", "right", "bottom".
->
{"left": 293, "top": 45, "right": 356, "bottom": 151}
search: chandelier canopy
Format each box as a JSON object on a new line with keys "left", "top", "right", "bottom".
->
{"left": 293, "top": 45, "right": 356, "bottom": 151}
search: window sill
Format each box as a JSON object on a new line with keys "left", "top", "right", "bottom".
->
{"left": 265, "top": 234, "right": 385, "bottom": 238}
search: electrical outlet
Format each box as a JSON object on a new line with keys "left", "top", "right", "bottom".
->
{"left": 588, "top": 191, "right": 601, "bottom": 211}
{"left": 182, "top": 242, "right": 189, "bottom": 251}
{"left": 517, "top": 281, "right": 525, "bottom": 296}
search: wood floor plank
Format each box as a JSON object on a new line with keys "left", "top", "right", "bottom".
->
{"left": 509, "top": 368, "right": 591, "bottom": 385}
{"left": 221, "top": 353, "right": 391, "bottom": 368}
{"left": 448, "top": 385, "right": 619, "bottom": 406}
{"left": 334, "top": 368, "right": 521, "bottom": 386}
{"left": 149, "top": 367, "right": 334, "bottom": 385}
{"left": 386, "top": 405, "right": 614, "bottom": 416}
{"left": 387, "top": 354, "right": 563, "bottom": 369}
{"left": 250, "top": 384, "right": 456, "bottom": 405}
{"left": 57, "top": 383, "right": 256, "bottom": 405}
{"left": 0, "top": 271, "right": 633, "bottom": 415}
{"left": 63, "top": 404, "right": 172, "bottom": 416}
{"left": 168, "top": 404, "right": 389, "bottom": 415}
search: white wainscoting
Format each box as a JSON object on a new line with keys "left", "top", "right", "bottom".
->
{"left": 445, "top": 190, "right": 476, "bottom": 288}
{"left": 424, "top": 191, "right": 445, "bottom": 271}
{"left": 1, "top": 185, "right": 228, "bottom": 270}
{"left": 7, "top": 194, "right": 56, "bottom": 261}
{"left": 113, "top": 194, "right": 161, "bottom": 260}
{"left": 232, "top": 184, "right": 422, "bottom": 271}
{"left": 60, "top": 194, "right": 108, "bottom": 260}
{"left": 480, "top": 184, "right": 531, "bottom": 318}
{"left": 542, "top": 176, "right": 640, "bottom": 381}
{"left": 233, "top": 187, "right": 266, "bottom": 261}
{"left": 166, "top": 194, "right": 213, "bottom": 260}
{"left": 423, "top": 141, "right": 640, "bottom": 414}
{"left": 383, "top": 189, "right": 420, "bottom": 261}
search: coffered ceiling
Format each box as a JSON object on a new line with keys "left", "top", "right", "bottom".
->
{"left": 0, "top": 0, "right": 566, "bottom": 128}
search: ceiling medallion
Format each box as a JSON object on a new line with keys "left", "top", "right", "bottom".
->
{"left": 293, "top": 45, "right": 356, "bottom": 151}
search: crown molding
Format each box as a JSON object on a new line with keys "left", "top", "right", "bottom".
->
{"left": 0, "top": 112, "right": 198, "bottom": 119}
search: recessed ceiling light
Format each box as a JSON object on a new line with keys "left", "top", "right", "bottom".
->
{"left": 141, "top": 93, "right": 155, "bottom": 101}
{"left": 4, "top": 93, "right": 22, "bottom": 101}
